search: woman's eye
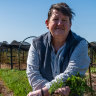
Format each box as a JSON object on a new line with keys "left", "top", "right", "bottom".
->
{"left": 53, "top": 18, "right": 58, "bottom": 21}
{"left": 62, "top": 20, "right": 67, "bottom": 21}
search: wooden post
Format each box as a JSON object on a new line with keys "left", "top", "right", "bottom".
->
{"left": 89, "top": 47, "right": 93, "bottom": 96}
{"left": 18, "top": 48, "right": 21, "bottom": 70}
{"left": 10, "top": 46, "right": 13, "bottom": 69}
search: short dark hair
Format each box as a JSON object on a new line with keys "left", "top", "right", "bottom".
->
{"left": 48, "top": 2, "right": 75, "bottom": 23}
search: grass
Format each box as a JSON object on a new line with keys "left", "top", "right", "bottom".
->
{"left": 0, "top": 69, "right": 32, "bottom": 96}
{"left": 90, "top": 67, "right": 96, "bottom": 73}
{"left": 87, "top": 66, "right": 96, "bottom": 73}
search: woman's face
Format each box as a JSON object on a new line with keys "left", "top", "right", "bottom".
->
{"left": 46, "top": 9, "right": 71, "bottom": 39}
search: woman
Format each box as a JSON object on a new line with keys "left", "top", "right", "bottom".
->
{"left": 26, "top": 2, "right": 90, "bottom": 96}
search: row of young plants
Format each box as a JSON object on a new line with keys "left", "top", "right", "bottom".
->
{"left": 0, "top": 69, "right": 32, "bottom": 96}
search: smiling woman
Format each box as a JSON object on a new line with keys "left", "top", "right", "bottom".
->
{"left": 45, "top": 9, "right": 72, "bottom": 52}
{"left": 26, "top": 2, "right": 90, "bottom": 96}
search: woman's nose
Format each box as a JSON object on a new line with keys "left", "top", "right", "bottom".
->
{"left": 57, "top": 20, "right": 63, "bottom": 25}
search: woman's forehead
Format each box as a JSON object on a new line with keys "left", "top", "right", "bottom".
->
{"left": 51, "top": 9, "right": 69, "bottom": 18}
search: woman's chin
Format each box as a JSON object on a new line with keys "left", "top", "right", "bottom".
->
{"left": 53, "top": 34, "right": 65, "bottom": 38}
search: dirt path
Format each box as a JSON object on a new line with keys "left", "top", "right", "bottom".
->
{"left": 0, "top": 78, "right": 13, "bottom": 96}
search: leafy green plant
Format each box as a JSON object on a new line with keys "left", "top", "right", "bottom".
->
{"left": 49, "top": 73, "right": 94, "bottom": 96}
{"left": 49, "top": 78, "right": 64, "bottom": 95}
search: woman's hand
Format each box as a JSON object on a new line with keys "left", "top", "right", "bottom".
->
{"left": 27, "top": 86, "right": 49, "bottom": 96}
{"left": 27, "top": 89, "right": 41, "bottom": 96}
{"left": 54, "top": 86, "right": 70, "bottom": 96}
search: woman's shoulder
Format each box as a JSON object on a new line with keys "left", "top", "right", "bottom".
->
{"left": 33, "top": 32, "right": 50, "bottom": 42}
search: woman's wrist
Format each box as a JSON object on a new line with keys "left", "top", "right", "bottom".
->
{"left": 41, "top": 87, "right": 49, "bottom": 96}
{"left": 41, "top": 88, "right": 44, "bottom": 96}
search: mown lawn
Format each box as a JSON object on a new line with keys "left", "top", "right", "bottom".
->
{"left": 0, "top": 69, "right": 32, "bottom": 96}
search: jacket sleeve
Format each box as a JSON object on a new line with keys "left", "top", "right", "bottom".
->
{"left": 26, "top": 41, "right": 49, "bottom": 91}
{"left": 45, "top": 40, "right": 90, "bottom": 89}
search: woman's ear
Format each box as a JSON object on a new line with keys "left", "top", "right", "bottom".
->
{"left": 45, "top": 20, "right": 49, "bottom": 29}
